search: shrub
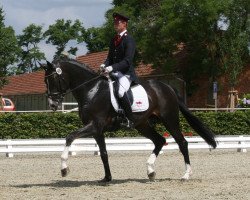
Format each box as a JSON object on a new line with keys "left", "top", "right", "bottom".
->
{"left": 0, "top": 111, "right": 249, "bottom": 139}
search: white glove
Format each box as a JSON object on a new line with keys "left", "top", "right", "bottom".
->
{"left": 100, "top": 64, "right": 105, "bottom": 70}
{"left": 105, "top": 66, "right": 113, "bottom": 73}
{"left": 61, "top": 51, "right": 69, "bottom": 57}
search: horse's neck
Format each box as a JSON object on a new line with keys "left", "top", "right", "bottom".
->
{"left": 72, "top": 79, "right": 104, "bottom": 107}
{"left": 64, "top": 62, "right": 97, "bottom": 89}
{"left": 64, "top": 62, "right": 98, "bottom": 104}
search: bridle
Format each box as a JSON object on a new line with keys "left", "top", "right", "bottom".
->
{"left": 45, "top": 71, "right": 67, "bottom": 102}
{"left": 45, "top": 67, "right": 101, "bottom": 103}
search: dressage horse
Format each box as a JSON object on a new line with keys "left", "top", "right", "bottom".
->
{"left": 42, "top": 59, "right": 216, "bottom": 182}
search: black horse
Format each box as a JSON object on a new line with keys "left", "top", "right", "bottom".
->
{"left": 43, "top": 59, "right": 216, "bottom": 182}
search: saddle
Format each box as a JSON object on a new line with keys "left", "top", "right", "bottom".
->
{"left": 108, "top": 78, "right": 149, "bottom": 113}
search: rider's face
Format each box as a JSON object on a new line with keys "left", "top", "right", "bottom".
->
{"left": 114, "top": 20, "right": 127, "bottom": 33}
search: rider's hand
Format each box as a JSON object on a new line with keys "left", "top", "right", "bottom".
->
{"left": 61, "top": 51, "right": 69, "bottom": 57}
{"left": 105, "top": 66, "right": 113, "bottom": 73}
{"left": 100, "top": 64, "right": 106, "bottom": 72}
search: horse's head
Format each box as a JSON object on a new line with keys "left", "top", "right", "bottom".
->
{"left": 42, "top": 60, "right": 69, "bottom": 111}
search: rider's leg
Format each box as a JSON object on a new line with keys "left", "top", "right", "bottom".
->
{"left": 117, "top": 75, "right": 131, "bottom": 98}
{"left": 117, "top": 75, "right": 134, "bottom": 127}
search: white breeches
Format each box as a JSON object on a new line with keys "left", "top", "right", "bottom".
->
{"left": 112, "top": 72, "right": 131, "bottom": 98}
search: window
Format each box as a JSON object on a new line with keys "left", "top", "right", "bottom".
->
{"left": 4, "top": 99, "right": 11, "bottom": 106}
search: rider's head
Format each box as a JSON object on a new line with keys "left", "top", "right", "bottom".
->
{"left": 113, "top": 12, "right": 129, "bottom": 34}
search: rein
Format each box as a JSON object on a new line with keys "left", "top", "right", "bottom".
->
{"left": 64, "top": 75, "right": 102, "bottom": 95}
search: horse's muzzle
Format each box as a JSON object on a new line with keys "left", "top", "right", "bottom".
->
{"left": 48, "top": 98, "right": 61, "bottom": 111}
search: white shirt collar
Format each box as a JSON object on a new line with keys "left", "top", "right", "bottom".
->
{"left": 119, "top": 30, "right": 127, "bottom": 37}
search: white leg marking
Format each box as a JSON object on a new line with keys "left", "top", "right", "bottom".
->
{"left": 181, "top": 164, "right": 193, "bottom": 180}
{"left": 146, "top": 153, "right": 156, "bottom": 175}
{"left": 61, "top": 146, "right": 69, "bottom": 170}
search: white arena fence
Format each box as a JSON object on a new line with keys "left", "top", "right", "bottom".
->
{"left": 0, "top": 136, "right": 249, "bottom": 158}
{"left": 61, "top": 103, "right": 250, "bottom": 113}
{"left": 0, "top": 103, "right": 249, "bottom": 113}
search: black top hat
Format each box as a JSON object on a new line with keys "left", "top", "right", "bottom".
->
{"left": 113, "top": 12, "right": 129, "bottom": 22}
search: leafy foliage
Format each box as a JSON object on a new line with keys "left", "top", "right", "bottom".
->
{"left": 15, "top": 24, "right": 45, "bottom": 74}
{"left": 84, "top": 27, "right": 109, "bottom": 53}
{"left": 43, "top": 19, "right": 85, "bottom": 58}
{"left": 84, "top": 0, "right": 250, "bottom": 94}
{"left": 0, "top": 8, "right": 20, "bottom": 87}
{"left": 216, "top": 0, "right": 249, "bottom": 87}
{"left": 0, "top": 113, "right": 82, "bottom": 139}
{"left": 0, "top": 111, "right": 249, "bottom": 139}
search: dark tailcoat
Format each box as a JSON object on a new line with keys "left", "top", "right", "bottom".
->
{"left": 104, "top": 33, "right": 139, "bottom": 84}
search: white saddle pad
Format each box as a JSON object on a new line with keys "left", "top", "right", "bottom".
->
{"left": 108, "top": 79, "right": 149, "bottom": 113}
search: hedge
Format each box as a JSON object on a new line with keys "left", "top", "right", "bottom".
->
{"left": 0, "top": 111, "right": 249, "bottom": 139}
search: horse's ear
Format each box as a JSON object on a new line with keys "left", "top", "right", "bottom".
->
{"left": 38, "top": 61, "right": 47, "bottom": 70}
{"left": 46, "top": 60, "right": 54, "bottom": 70}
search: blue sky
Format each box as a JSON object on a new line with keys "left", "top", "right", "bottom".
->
{"left": 1, "top": 0, "right": 113, "bottom": 61}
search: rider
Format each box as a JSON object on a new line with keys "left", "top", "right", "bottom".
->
{"left": 100, "top": 12, "right": 139, "bottom": 128}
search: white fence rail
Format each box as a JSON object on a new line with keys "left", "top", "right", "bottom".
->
{"left": 0, "top": 103, "right": 250, "bottom": 113}
{"left": 0, "top": 136, "right": 249, "bottom": 158}
{"left": 61, "top": 102, "right": 78, "bottom": 113}
{"left": 61, "top": 102, "right": 250, "bottom": 113}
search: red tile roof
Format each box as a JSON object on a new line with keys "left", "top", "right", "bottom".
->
{"left": 77, "top": 51, "right": 108, "bottom": 72}
{"left": 0, "top": 51, "right": 162, "bottom": 95}
{"left": 0, "top": 71, "right": 46, "bottom": 96}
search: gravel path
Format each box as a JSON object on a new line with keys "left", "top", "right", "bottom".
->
{"left": 0, "top": 150, "right": 249, "bottom": 200}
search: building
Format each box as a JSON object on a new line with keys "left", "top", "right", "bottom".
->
{"left": 187, "top": 64, "right": 250, "bottom": 107}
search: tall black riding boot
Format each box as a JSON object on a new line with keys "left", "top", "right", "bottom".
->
{"left": 120, "top": 94, "right": 135, "bottom": 128}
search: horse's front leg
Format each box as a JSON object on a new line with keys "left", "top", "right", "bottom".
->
{"left": 94, "top": 134, "right": 112, "bottom": 182}
{"left": 61, "top": 122, "right": 96, "bottom": 177}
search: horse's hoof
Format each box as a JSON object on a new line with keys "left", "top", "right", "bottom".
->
{"left": 98, "top": 176, "right": 112, "bottom": 183}
{"left": 148, "top": 172, "right": 156, "bottom": 181}
{"left": 181, "top": 177, "right": 189, "bottom": 181}
{"left": 181, "top": 174, "right": 190, "bottom": 181}
{"left": 61, "top": 167, "right": 70, "bottom": 177}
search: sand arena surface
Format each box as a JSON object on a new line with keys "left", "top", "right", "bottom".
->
{"left": 0, "top": 150, "right": 249, "bottom": 200}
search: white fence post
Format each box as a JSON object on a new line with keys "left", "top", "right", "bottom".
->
{"left": 237, "top": 136, "right": 247, "bottom": 153}
{"left": 69, "top": 144, "right": 77, "bottom": 156}
{"left": 6, "top": 139, "right": 14, "bottom": 158}
{"left": 62, "top": 103, "right": 65, "bottom": 112}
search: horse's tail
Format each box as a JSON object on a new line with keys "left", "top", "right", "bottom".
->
{"left": 177, "top": 96, "right": 217, "bottom": 149}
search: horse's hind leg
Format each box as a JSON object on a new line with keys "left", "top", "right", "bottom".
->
{"left": 160, "top": 112, "right": 192, "bottom": 180}
{"left": 136, "top": 122, "right": 166, "bottom": 181}
{"left": 61, "top": 121, "right": 98, "bottom": 177}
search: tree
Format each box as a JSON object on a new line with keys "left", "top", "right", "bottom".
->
{"left": 85, "top": 0, "right": 249, "bottom": 95}
{"left": 84, "top": 27, "right": 109, "bottom": 53}
{"left": 216, "top": 0, "right": 249, "bottom": 88}
{"left": 16, "top": 24, "right": 45, "bottom": 74}
{"left": 0, "top": 7, "right": 20, "bottom": 87}
{"left": 44, "top": 19, "right": 85, "bottom": 58}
